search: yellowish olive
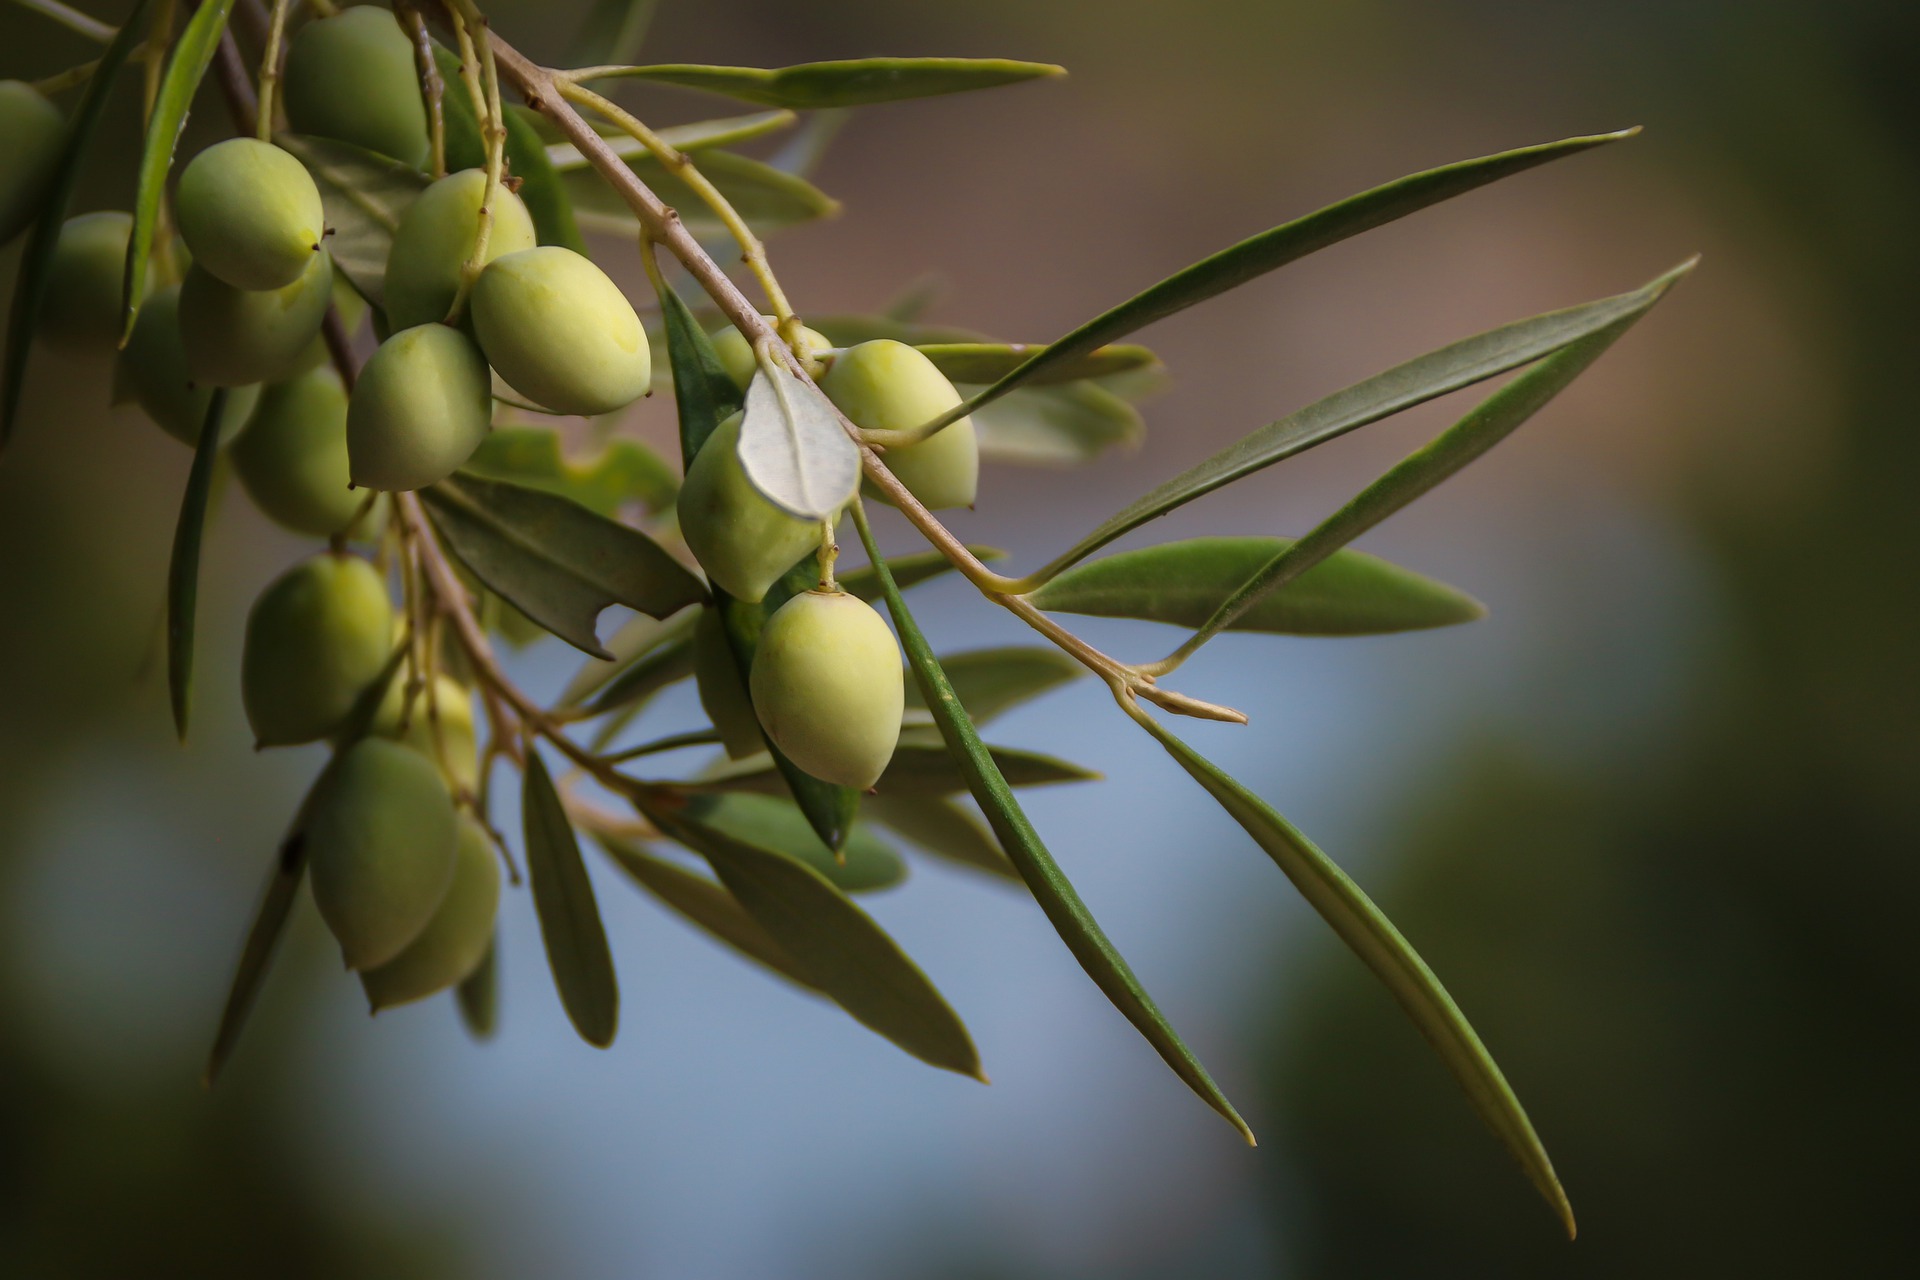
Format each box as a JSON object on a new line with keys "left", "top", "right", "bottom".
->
{"left": 384, "top": 170, "right": 538, "bottom": 331}
{"left": 471, "top": 247, "right": 650, "bottom": 416}
{"left": 180, "top": 251, "right": 333, "bottom": 387}
{"left": 242, "top": 552, "right": 394, "bottom": 746}
{"left": 360, "top": 815, "right": 499, "bottom": 1011}
{"left": 230, "top": 365, "right": 372, "bottom": 537}
{"left": 750, "top": 589, "right": 904, "bottom": 789}
{"left": 119, "top": 283, "right": 260, "bottom": 445}
{"left": 282, "top": 6, "right": 430, "bottom": 168}
{"left": 370, "top": 671, "right": 480, "bottom": 795}
{"left": 175, "top": 138, "right": 325, "bottom": 291}
{"left": 823, "top": 338, "right": 978, "bottom": 510}
{"left": 0, "top": 81, "right": 65, "bottom": 247}
{"left": 693, "top": 606, "right": 764, "bottom": 759}
{"left": 709, "top": 317, "right": 832, "bottom": 390}
{"left": 346, "top": 323, "right": 492, "bottom": 491}
{"left": 676, "top": 412, "right": 822, "bottom": 603}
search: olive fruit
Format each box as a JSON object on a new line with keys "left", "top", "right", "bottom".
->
{"left": 676, "top": 412, "right": 822, "bottom": 603}
{"left": 823, "top": 339, "right": 978, "bottom": 511}
{"left": 180, "top": 251, "right": 333, "bottom": 387}
{"left": 242, "top": 552, "right": 394, "bottom": 746}
{"left": 749, "top": 589, "right": 904, "bottom": 790}
{"left": 710, "top": 317, "right": 831, "bottom": 391}
{"left": 38, "top": 211, "right": 141, "bottom": 351}
{"left": 383, "top": 169, "right": 537, "bottom": 331}
{"left": 370, "top": 671, "right": 480, "bottom": 794}
{"left": 470, "top": 247, "right": 650, "bottom": 416}
{"left": 230, "top": 365, "right": 370, "bottom": 537}
{"left": 306, "top": 737, "right": 458, "bottom": 971}
{"left": 360, "top": 815, "right": 499, "bottom": 1010}
{"left": 175, "top": 138, "right": 325, "bottom": 291}
{"left": 282, "top": 6, "right": 429, "bottom": 168}
{"left": 0, "top": 81, "right": 65, "bottom": 246}
{"left": 693, "top": 606, "right": 764, "bottom": 759}
{"left": 346, "top": 323, "right": 492, "bottom": 490}
{"left": 119, "top": 283, "right": 260, "bottom": 445}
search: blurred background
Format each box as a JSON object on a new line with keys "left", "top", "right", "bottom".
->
{"left": 3, "top": 0, "right": 1915, "bottom": 1275}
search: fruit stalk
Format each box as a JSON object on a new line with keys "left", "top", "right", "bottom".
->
{"left": 254, "top": 0, "right": 290, "bottom": 141}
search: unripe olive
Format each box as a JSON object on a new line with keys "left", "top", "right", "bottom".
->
{"left": 676, "top": 413, "right": 821, "bottom": 603}
{"left": 750, "top": 589, "right": 905, "bottom": 790}
{"left": 360, "top": 815, "right": 499, "bottom": 1010}
{"left": 180, "top": 251, "right": 333, "bottom": 387}
{"left": 823, "top": 339, "right": 979, "bottom": 511}
{"left": 38, "top": 211, "right": 142, "bottom": 352}
{"left": 383, "top": 169, "right": 537, "bottom": 331}
{"left": 175, "top": 138, "right": 325, "bottom": 291}
{"left": 306, "top": 737, "right": 458, "bottom": 971}
{"left": 242, "top": 552, "right": 394, "bottom": 747}
{"left": 470, "top": 247, "right": 650, "bottom": 416}
{"left": 693, "top": 606, "right": 764, "bottom": 759}
{"left": 0, "top": 81, "right": 65, "bottom": 247}
{"left": 282, "top": 6, "right": 429, "bottom": 168}
{"left": 709, "top": 317, "right": 831, "bottom": 391}
{"left": 371, "top": 671, "right": 480, "bottom": 794}
{"left": 120, "top": 283, "right": 260, "bottom": 445}
{"left": 346, "top": 323, "right": 492, "bottom": 490}
{"left": 230, "top": 365, "right": 370, "bottom": 537}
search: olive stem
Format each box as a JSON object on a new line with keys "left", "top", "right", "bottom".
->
{"left": 443, "top": 0, "right": 507, "bottom": 325}
{"left": 12, "top": 0, "right": 116, "bottom": 43}
{"left": 395, "top": 0, "right": 448, "bottom": 179}
{"left": 254, "top": 0, "right": 291, "bottom": 142}
{"left": 29, "top": 58, "right": 102, "bottom": 96}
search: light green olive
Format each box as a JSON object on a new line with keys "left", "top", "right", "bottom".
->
{"left": 470, "top": 246, "right": 650, "bottom": 416}
{"left": 175, "top": 138, "right": 325, "bottom": 291}
{"left": 360, "top": 815, "right": 499, "bottom": 1010}
{"left": 0, "top": 81, "right": 65, "bottom": 247}
{"left": 119, "top": 283, "right": 260, "bottom": 445}
{"left": 306, "top": 737, "right": 458, "bottom": 971}
{"left": 693, "top": 606, "right": 764, "bottom": 759}
{"left": 676, "top": 412, "right": 822, "bottom": 603}
{"left": 750, "top": 589, "right": 904, "bottom": 789}
{"left": 230, "top": 365, "right": 374, "bottom": 537}
{"left": 38, "top": 211, "right": 142, "bottom": 352}
{"left": 823, "top": 338, "right": 978, "bottom": 511}
{"left": 282, "top": 6, "right": 429, "bottom": 168}
{"left": 383, "top": 169, "right": 537, "bottom": 331}
{"left": 180, "top": 251, "right": 333, "bottom": 387}
{"left": 709, "top": 317, "right": 832, "bottom": 391}
{"left": 370, "top": 671, "right": 480, "bottom": 794}
{"left": 242, "top": 552, "right": 394, "bottom": 747}
{"left": 346, "top": 323, "right": 492, "bottom": 490}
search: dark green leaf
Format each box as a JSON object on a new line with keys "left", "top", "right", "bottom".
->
{"left": 1030, "top": 537, "right": 1485, "bottom": 636}
{"left": 564, "top": 0, "right": 661, "bottom": 68}
{"left": 864, "top": 794, "right": 1019, "bottom": 882}
{"left": 456, "top": 935, "right": 498, "bottom": 1040}
{"left": 915, "top": 342, "right": 1158, "bottom": 387}
{"left": 659, "top": 274, "right": 744, "bottom": 468}
{"left": 122, "top": 0, "right": 233, "bottom": 343}
{"left": 522, "top": 751, "right": 619, "bottom": 1047}
{"left": 422, "top": 473, "right": 707, "bottom": 659}
{"left": 598, "top": 834, "right": 816, "bottom": 989}
{"left": 582, "top": 57, "right": 1065, "bottom": 109}
{"left": 502, "top": 105, "right": 588, "bottom": 255}
{"left": 463, "top": 426, "right": 677, "bottom": 516}
{"left": 850, "top": 503, "right": 1251, "bottom": 1141}
{"left": 167, "top": 389, "right": 225, "bottom": 740}
{"left": 691, "top": 737, "right": 1099, "bottom": 798}
{"left": 901, "top": 646, "right": 1083, "bottom": 725}
{"left": 972, "top": 382, "right": 1144, "bottom": 465}
{"left": 277, "top": 133, "right": 428, "bottom": 308}
{"left": 810, "top": 314, "right": 983, "bottom": 347}
{"left": 547, "top": 110, "right": 796, "bottom": 171}
{"left": 1, "top": 0, "right": 152, "bottom": 448}
{"left": 1128, "top": 709, "right": 1572, "bottom": 1235}
{"left": 564, "top": 149, "right": 837, "bottom": 236}
{"left": 680, "top": 793, "right": 906, "bottom": 893}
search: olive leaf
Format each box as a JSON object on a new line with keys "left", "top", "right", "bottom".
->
{"left": 836, "top": 546, "right": 1006, "bottom": 600}
{"left": 901, "top": 646, "right": 1084, "bottom": 726}
{"left": 864, "top": 794, "right": 1019, "bottom": 882}
{"left": 545, "top": 110, "right": 796, "bottom": 172}
{"left": 456, "top": 936, "right": 498, "bottom": 1041}
{"left": 766, "top": 108, "right": 849, "bottom": 179}
{"left": 972, "top": 382, "right": 1145, "bottom": 466}
{"left": 580, "top": 57, "right": 1065, "bottom": 109}
{"left": 678, "top": 793, "right": 907, "bottom": 894}
{"left": 659, "top": 274, "right": 743, "bottom": 467}
{"left": 563, "top": 150, "right": 837, "bottom": 236}
{"left": 581, "top": 623, "right": 697, "bottom": 716}
{"left": 123, "top": 0, "right": 234, "bottom": 343}
{"left": 421, "top": 473, "right": 707, "bottom": 659}
{"left": 522, "top": 751, "right": 619, "bottom": 1048}
{"left": 1029, "top": 537, "right": 1486, "bottom": 636}
{"left": 916, "top": 342, "right": 1159, "bottom": 387}
{"left": 689, "top": 737, "right": 1099, "bottom": 798}
{"left": 564, "top": 0, "right": 661, "bottom": 68}
{"left": 167, "top": 389, "right": 226, "bottom": 740}
{"left": 1, "top": 0, "right": 152, "bottom": 449}
{"left": 276, "top": 133, "right": 428, "bottom": 309}
{"left": 598, "top": 835, "right": 817, "bottom": 989}
{"left": 558, "top": 609, "right": 694, "bottom": 709}
{"left": 850, "top": 503, "right": 1252, "bottom": 1142}
{"left": 463, "top": 427, "right": 677, "bottom": 516}
{"left": 737, "top": 361, "right": 861, "bottom": 520}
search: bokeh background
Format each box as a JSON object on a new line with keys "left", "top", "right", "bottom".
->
{"left": 3, "top": 0, "right": 1915, "bottom": 1275}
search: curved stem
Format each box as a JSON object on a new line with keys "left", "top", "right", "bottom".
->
{"left": 13, "top": 0, "right": 116, "bottom": 43}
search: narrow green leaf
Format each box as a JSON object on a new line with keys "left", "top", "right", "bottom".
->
{"left": 1033, "top": 263, "right": 1692, "bottom": 579}
{"left": 167, "top": 389, "right": 225, "bottom": 740}
{"left": 864, "top": 794, "right": 1020, "bottom": 882}
{"left": 915, "top": 342, "right": 1158, "bottom": 387}
{"left": 463, "top": 427, "right": 677, "bottom": 516}
{"left": 421, "top": 473, "right": 708, "bottom": 659}
{"left": 564, "top": 0, "right": 661, "bottom": 68}
{"left": 1128, "top": 709, "right": 1572, "bottom": 1236}
{"left": 582, "top": 57, "right": 1065, "bottom": 109}
{"left": 122, "top": 0, "right": 233, "bottom": 342}
{"left": 501, "top": 105, "right": 588, "bottom": 255}
{"left": 947, "top": 128, "right": 1639, "bottom": 426}
{"left": 1031, "top": 537, "right": 1486, "bottom": 636}
{"left": 1, "top": 0, "right": 152, "bottom": 448}
{"left": 558, "top": 608, "right": 693, "bottom": 709}
{"left": 836, "top": 545, "right": 1005, "bottom": 601}
{"left": 522, "top": 751, "right": 619, "bottom": 1047}
{"left": 456, "top": 935, "right": 498, "bottom": 1041}
{"left": 679, "top": 793, "right": 906, "bottom": 894}
{"left": 659, "top": 274, "right": 744, "bottom": 468}
{"left": 690, "top": 737, "right": 1099, "bottom": 798}
{"left": 547, "top": 110, "right": 796, "bottom": 172}
{"left": 277, "top": 133, "right": 428, "bottom": 308}
{"left": 972, "top": 382, "right": 1144, "bottom": 466}
{"left": 598, "top": 835, "right": 817, "bottom": 989}
{"left": 901, "top": 646, "right": 1084, "bottom": 725}
{"left": 851, "top": 502, "right": 1253, "bottom": 1141}
{"left": 563, "top": 149, "right": 837, "bottom": 236}
{"left": 581, "top": 612, "right": 698, "bottom": 716}
{"left": 765, "top": 108, "right": 849, "bottom": 179}
{"left": 648, "top": 803, "right": 983, "bottom": 1077}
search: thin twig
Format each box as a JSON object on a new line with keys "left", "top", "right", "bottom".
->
{"left": 254, "top": 0, "right": 291, "bottom": 142}
{"left": 12, "top": 0, "right": 116, "bottom": 43}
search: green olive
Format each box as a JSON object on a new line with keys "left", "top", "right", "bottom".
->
{"left": 749, "top": 589, "right": 904, "bottom": 789}
{"left": 38, "top": 211, "right": 143, "bottom": 352}
{"left": 230, "top": 365, "right": 374, "bottom": 537}
{"left": 675, "top": 412, "right": 822, "bottom": 603}
{"left": 282, "top": 6, "right": 429, "bottom": 168}
{"left": 174, "top": 138, "right": 325, "bottom": 291}
{"left": 470, "top": 247, "right": 650, "bottom": 416}
{"left": 823, "top": 338, "right": 978, "bottom": 511}
{"left": 179, "top": 251, "right": 333, "bottom": 387}
{"left": 0, "top": 81, "right": 65, "bottom": 247}
{"left": 709, "top": 317, "right": 831, "bottom": 391}
{"left": 383, "top": 169, "right": 538, "bottom": 331}
{"left": 242, "top": 552, "right": 394, "bottom": 747}
{"left": 370, "top": 671, "right": 480, "bottom": 794}
{"left": 360, "top": 815, "right": 499, "bottom": 1010}
{"left": 306, "top": 737, "right": 458, "bottom": 971}
{"left": 119, "top": 283, "right": 260, "bottom": 445}
{"left": 693, "top": 605, "right": 765, "bottom": 759}
{"left": 346, "top": 323, "right": 492, "bottom": 490}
